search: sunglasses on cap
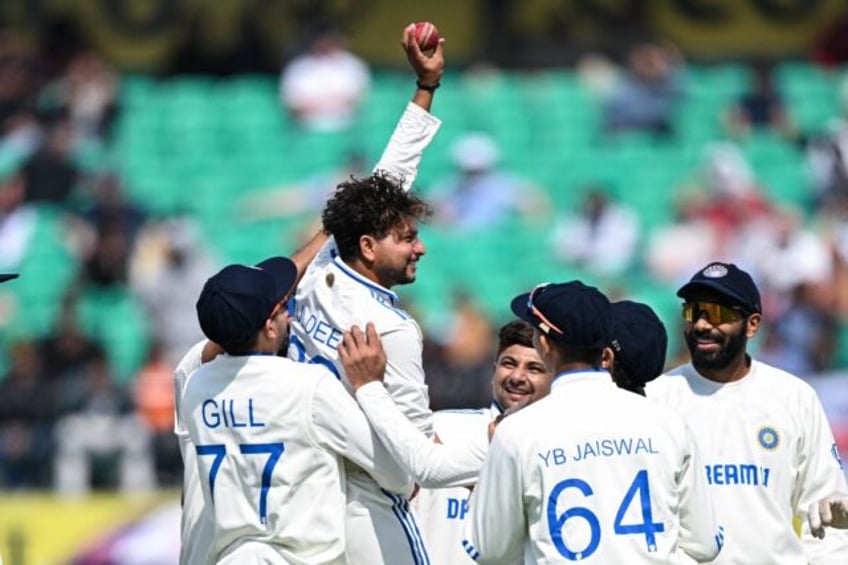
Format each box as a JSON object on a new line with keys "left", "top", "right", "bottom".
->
{"left": 527, "top": 283, "right": 564, "bottom": 336}
{"left": 682, "top": 301, "right": 746, "bottom": 325}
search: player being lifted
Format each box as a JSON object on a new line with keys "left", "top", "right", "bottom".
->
{"left": 174, "top": 25, "right": 447, "bottom": 564}
{"left": 286, "top": 22, "right": 488, "bottom": 564}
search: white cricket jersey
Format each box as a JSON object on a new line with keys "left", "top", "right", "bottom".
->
{"left": 180, "top": 354, "right": 412, "bottom": 564}
{"left": 411, "top": 406, "right": 499, "bottom": 565}
{"left": 646, "top": 360, "right": 848, "bottom": 564}
{"left": 464, "top": 370, "right": 722, "bottom": 565}
{"left": 173, "top": 340, "right": 213, "bottom": 565}
{"left": 288, "top": 101, "right": 441, "bottom": 564}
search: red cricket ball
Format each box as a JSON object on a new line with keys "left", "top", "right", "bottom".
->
{"left": 414, "top": 22, "right": 440, "bottom": 52}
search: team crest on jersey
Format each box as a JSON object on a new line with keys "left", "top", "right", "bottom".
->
{"left": 833, "top": 444, "right": 844, "bottom": 469}
{"left": 325, "top": 273, "right": 335, "bottom": 287}
{"left": 703, "top": 264, "right": 729, "bottom": 278}
{"left": 758, "top": 427, "right": 779, "bottom": 450}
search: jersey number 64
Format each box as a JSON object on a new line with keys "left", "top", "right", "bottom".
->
{"left": 547, "top": 469, "right": 664, "bottom": 560}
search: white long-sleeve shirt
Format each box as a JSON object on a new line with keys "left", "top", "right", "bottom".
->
{"left": 287, "top": 100, "right": 443, "bottom": 564}
{"left": 180, "top": 355, "right": 412, "bottom": 564}
{"left": 173, "top": 340, "right": 213, "bottom": 565}
{"left": 465, "top": 370, "right": 722, "bottom": 564}
{"left": 646, "top": 359, "right": 848, "bottom": 564}
{"left": 354, "top": 383, "right": 489, "bottom": 488}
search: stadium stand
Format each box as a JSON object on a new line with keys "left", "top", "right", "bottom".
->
{"left": 2, "top": 61, "right": 847, "bottom": 392}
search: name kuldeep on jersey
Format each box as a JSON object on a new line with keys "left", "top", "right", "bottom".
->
{"left": 538, "top": 436, "right": 660, "bottom": 467}
{"left": 292, "top": 300, "right": 344, "bottom": 351}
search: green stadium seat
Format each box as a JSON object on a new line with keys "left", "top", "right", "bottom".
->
{"left": 76, "top": 286, "right": 150, "bottom": 383}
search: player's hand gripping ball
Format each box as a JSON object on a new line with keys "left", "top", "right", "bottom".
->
{"left": 414, "top": 21, "right": 440, "bottom": 54}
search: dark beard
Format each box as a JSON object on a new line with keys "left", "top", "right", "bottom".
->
{"left": 685, "top": 327, "right": 748, "bottom": 371}
{"left": 376, "top": 264, "right": 415, "bottom": 288}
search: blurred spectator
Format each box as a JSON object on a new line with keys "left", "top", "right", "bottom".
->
{"left": 0, "top": 30, "right": 42, "bottom": 159}
{"left": 644, "top": 142, "right": 774, "bottom": 283}
{"left": 693, "top": 141, "right": 774, "bottom": 251}
{"left": 133, "top": 340, "right": 181, "bottom": 486}
{"left": 0, "top": 157, "right": 37, "bottom": 270}
{"left": 78, "top": 172, "right": 146, "bottom": 248}
{"left": 130, "top": 216, "right": 216, "bottom": 366}
{"left": 602, "top": 40, "right": 685, "bottom": 137}
{"left": 53, "top": 348, "right": 154, "bottom": 494}
{"left": 739, "top": 207, "right": 833, "bottom": 303}
{"left": 722, "top": 61, "right": 796, "bottom": 140}
{"left": 813, "top": 14, "right": 848, "bottom": 68}
{"left": 758, "top": 280, "right": 838, "bottom": 377}
{"left": 576, "top": 53, "right": 619, "bottom": 100}
{"left": 37, "top": 293, "right": 103, "bottom": 387}
{"left": 37, "top": 50, "right": 118, "bottom": 145}
{"left": 805, "top": 77, "right": 848, "bottom": 209}
{"left": 0, "top": 340, "right": 55, "bottom": 489}
{"left": 22, "top": 115, "right": 79, "bottom": 204}
{"left": 644, "top": 191, "right": 719, "bottom": 283}
{"left": 423, "top": 290, "right": 496, "bottom": 410}
{"left": 550, "top": 186, "right": 640, "bottom": 277}
{"left": 79, "top": 220, "right": 132, "bottom": 288}
{"left": 428, "top": 132, "right": 549, "bottom": 231}
{"left": 279, "top": 30, "right": 370, "bottom": 132}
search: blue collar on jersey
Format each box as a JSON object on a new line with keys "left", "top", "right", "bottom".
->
{"left": 333, "top": 256, "right": 399, "bottom": 305}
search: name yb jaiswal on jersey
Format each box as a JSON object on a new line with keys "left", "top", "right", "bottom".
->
{"left": 538, "top": 437, "right": 659, "bottom": 467}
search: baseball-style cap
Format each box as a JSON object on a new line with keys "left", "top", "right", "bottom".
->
{"left": 0, "top": 274, "right": 19, "bottom": 283}
{"left": 196, "top": 257, "right": 297, "bottom": 348}
{"left": 510, "top": 281, "right": 612, "bottom": 349}
{"left": 677, "top": 261, "right": 762, "bottom": 314}
{"left": 609, "top": 300, "right": 668, "bottom": 384}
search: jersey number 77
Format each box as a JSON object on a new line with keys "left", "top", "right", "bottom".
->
{"left": 196, "top": 442, "right": 285, "bottom": 525}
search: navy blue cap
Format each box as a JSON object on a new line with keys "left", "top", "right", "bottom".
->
{"left": 677, "top": 262, "right": 762, "bottom": 314}
{"left": 196, "top": 257, "right": 297, "bottom": 348}
{"left": 609, "top": 300, "right": 668, "bottom": 384}
{"left": 0, "top": 274, "right": 19, "bottom": 283}
{"left": 510, "top": 281, "right": 612, "bottom": 348}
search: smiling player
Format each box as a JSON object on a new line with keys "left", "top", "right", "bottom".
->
{"left": 647, "top": 262, "right": 848, "bottom": 563}
{"left": 410, "top": 320, "right": 553, "bottom": 564}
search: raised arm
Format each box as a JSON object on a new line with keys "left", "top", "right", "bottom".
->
{"left": 372, "top": 24, "right": 444, "bottom": 190}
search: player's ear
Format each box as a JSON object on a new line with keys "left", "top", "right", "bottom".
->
{"left": 359, "top": 234, "right": 378, "bottom": 262}
{"left": 745, "top": 312, "right": 762, "bottom": 339}
{"left": 536, "top": 333, "right": 553, "bottom": 364}
{"left": 262, "top": 316, "right": 278, "bottom": 339}
{"left": 601, "top": 347, "right": 614, "bottom": 370}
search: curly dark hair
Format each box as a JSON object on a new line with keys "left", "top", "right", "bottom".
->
{"left": 496, "top": 320, "right": 535, "bottom": 356}
{"left": 322, "top": 171, "right": 433, "bottom": 260}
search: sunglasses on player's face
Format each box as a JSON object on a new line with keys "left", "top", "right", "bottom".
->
{"left": 527, "top": 283, "right": 564, "bottom": 336}
{"left": 681, "top": 301, "right": 746, "bottom": 325}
